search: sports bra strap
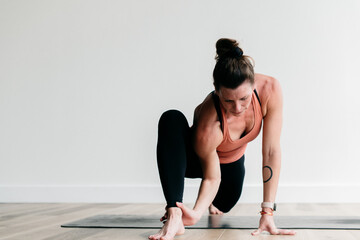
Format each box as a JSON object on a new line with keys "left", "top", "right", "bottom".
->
{"left": 254, "top": 89, "right": 261, "bottom": 106}
{"left": 211, "top": 91, "right": 223, "bottom": 130}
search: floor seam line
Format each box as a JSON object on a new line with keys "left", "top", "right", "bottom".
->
{"left": 216, "top": 229, "right": 226, "bottom": 240}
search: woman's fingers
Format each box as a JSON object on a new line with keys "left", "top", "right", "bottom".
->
{"left": 176, "top": 202, "right": 198, "bottom": 226}
{"left": 251, "top": 228, "right": 262, "bottom": 236}
{"left": 176, "top": 202, "right": 192, "bottom": 218}
{"left": 277, "top": 229, "right": 297, "bottom": 235}
{"left": 176, "top": 202, "right": 187, "bottom": 212}
{"left": 254, "top": 228, "right": 296, "bottom": 236}
{"left": 269, "top": 228, "right": 280, "bottom": 235}
{"left": 270, "top": 227, "right": 297, "bottom": 235}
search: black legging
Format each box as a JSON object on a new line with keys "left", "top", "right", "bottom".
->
{"left": 157, "top": 109, "right": 245, "bottom": 213}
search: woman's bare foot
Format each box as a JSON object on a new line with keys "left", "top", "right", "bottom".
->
{"left": 209, "top": 204, "right": 223, "bottom": 215}
{"left": 148, "top": 207, "right": 185, "bottom": 240}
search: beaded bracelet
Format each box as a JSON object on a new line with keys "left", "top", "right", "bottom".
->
{"left": 260, "top": 211, "right": 274, "bottom": 216}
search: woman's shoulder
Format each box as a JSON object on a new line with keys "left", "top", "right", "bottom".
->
{"left": 193, "top": 92, "right": 223, "bottom": 145}
{"left": 254, "top": 73, "right": 282, "bottom": 116}
{"left": 194, "top": 92, "right": 218, "bottom": 127}
{"left": 254, "top": 73, "right": 279, "bottom": 91}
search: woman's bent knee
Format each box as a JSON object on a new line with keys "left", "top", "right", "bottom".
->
{"left": 159, "top": 109, "right": 185, "bottom": 122}
{"left": 158, "top": 110, "right": 187, "bottom": 129}
{"left": 213, "top": 203, "right": 234, "bottom": 213}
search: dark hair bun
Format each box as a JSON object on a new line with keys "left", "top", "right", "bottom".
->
{"left": 213, "top": 38, "right": 255, "bottom": 90}
{"left": 215, "top": 38, "right": 243, "bottom": 60}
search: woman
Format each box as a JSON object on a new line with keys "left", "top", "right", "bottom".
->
{"left": 149, "top": 38, "right": 296, "bottom": 240}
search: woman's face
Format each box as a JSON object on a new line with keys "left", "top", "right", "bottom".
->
{"left": 216, "top": 81, "right": 253, "bottom": 117}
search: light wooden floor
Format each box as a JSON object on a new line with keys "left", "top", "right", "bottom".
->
{"left": 1, "top": 203, "right": 360, "bottom": 240}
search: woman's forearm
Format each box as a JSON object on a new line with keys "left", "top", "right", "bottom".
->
{"left": 262, "top": 151, "right": 281, "bottom": 203}
{"left": 193, "top": 178, "right": 221, "bottom": 215}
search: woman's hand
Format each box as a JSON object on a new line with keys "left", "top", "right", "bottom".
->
{"left": 176, "top": 202, "right": 201, "bottom": 226}
{"left": 252, "top": 215, "right": 296, "bottom": 236}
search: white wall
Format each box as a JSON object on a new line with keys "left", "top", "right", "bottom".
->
{"left": 1, "top": 0, "right": 359, "bottom": 203}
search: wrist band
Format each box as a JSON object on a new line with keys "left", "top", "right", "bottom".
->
{"left": 260, "top": 211, "right": 273, "bottom": 216}
{"left": 261, "top": 202, "right": 277, "bottom": 211}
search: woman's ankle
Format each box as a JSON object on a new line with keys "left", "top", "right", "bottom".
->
{"left": 167, "top": 207, "right": 182, "bottom": 217}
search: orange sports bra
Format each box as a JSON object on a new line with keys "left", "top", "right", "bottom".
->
{"left": 212, "top": 90, "right": 263, "bottom": 164}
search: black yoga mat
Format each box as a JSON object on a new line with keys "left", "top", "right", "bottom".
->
{"left": 61, "top": 215, "right": 360, "bottom": 230}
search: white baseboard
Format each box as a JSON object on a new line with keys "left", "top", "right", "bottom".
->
{"left": 0, "top": 184, "right": 359, "bottom": 203}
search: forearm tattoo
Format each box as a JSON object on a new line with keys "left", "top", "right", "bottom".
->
{"left": 263, "top": 166, "right": 273, "bottom": 183}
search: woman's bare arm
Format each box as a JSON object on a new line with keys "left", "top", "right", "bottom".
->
{"left": 185, "top": 99, "right": 223, "bottom": 222}
{"left": 192, "top": 125, "right": 223, "bottom": 216}
{"left": 252, "top": 77, "right": 296, "bottom": 236}
{"left": 261, "top": 77, "right": 283, "bottom": 205}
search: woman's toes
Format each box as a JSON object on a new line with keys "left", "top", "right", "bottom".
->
{"left": 149, "top": 232, "right": 162, "bottom": 240}
{"left": 209, "top": 204, "right": 224, "bottom": 215}
{"left": 160, "top": 234, "right": 173, "bottom": 240}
